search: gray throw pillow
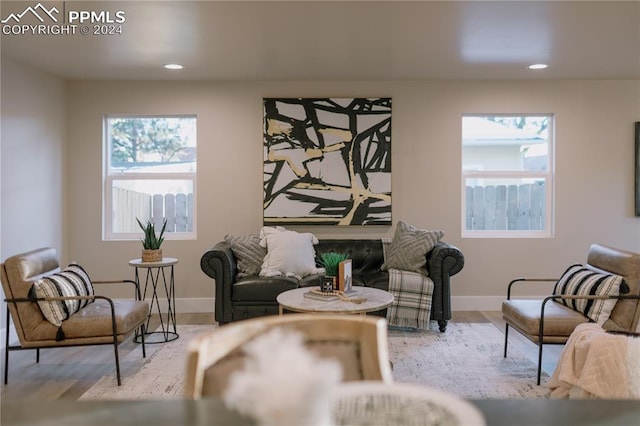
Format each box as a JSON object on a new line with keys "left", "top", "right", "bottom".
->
{"left": 381, "top": 221, "right": 444, "bottom": 275}
{"left": 224, "top": 234, "right": 267, "bottom": 277}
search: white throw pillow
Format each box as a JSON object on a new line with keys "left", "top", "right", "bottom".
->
{"left": 259, "top": 227, "right": 323, "bottom": 278}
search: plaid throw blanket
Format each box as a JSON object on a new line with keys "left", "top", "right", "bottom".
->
{"left": 382, "top": 237, "right": 434, "bottom": 329}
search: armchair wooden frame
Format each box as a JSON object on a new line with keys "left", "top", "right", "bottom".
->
{"left": 185, "top": 314, "right": 393, "bottom": 399}
{"left": 504, "top": 277, "right": 640, "bottom": 385}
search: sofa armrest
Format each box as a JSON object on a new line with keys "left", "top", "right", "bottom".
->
{"left": 427, "top": 241, "right": 464, "bottom": 278}
{"left": 200, "top": 241, "right": 236, "bottom": 324}
{"left": 426, "top": 241, "right": 465, "bottom": 331}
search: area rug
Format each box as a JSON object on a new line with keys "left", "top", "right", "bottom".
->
{"left": 78, "top": 325, "right": 208, "bottom": 400}
{"left": 79, "top": 322, "right": 549, "bottom": 401}
{"left": 388, "top": 323, "right": 549, "bottom": 398}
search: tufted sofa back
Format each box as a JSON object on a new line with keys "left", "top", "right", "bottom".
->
{"left": 314, "top": 239, "right": 384, "bottom": 276}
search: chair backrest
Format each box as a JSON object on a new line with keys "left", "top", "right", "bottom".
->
{"left": 1, "top": 248, "right": 61, "bottom": 343}
{"left": 586, "top": 244, "right": 640, "bottom": 333}
{"left": 184, "top": 314, "right": 393, "bottom": 399}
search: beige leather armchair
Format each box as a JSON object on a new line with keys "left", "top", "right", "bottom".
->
{"left": 502, "top": 244, "right": 640, "bottom": 385}
{"left": 1, "top": 247, "right": 149, "bottom": 386}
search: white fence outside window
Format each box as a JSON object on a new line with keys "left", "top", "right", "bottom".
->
{"left": 112, "top": 187, "right": 194, "bottom": 233}
{"left": 465, "top": 183, "right": 545, "bottom": 231}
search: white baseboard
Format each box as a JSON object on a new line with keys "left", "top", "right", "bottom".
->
{"left": 159, "top": 296, "right": 505, "bottom": 313}
{"left": 5, "top": 295, "right": 635, "bottom": 352}
{"left": 173, "top": 297, "right": 214, "bottom": 313}
{"left": 451, "top": 296, "right": 504, "bottom": 311}
{"left": 164, "top": 296, "right": 505, "bottom": 313}
{"left": 128, "top": 297, "right": 215, "bottom": 313}
{"left": 0, "top": 296, "right": 506, "bottom": 350}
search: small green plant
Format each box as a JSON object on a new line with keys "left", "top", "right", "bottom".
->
{"left": 136, "top": 218, "right": 167, "bottom": 250}
{"left": 319, "top": 252, "right": 348, "bottom": 277}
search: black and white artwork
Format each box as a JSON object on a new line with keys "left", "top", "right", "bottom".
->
{"left": 263, "top": 98, "right": 391, "bottom": 226}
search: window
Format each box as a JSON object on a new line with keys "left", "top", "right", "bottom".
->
{"left": 462, "top": 115, "right": 554, "bottom": 237}
{"left": 104, "top": 116, "right": 197, "bottom": 240}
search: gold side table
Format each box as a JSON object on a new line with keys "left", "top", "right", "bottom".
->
{"left": 129, "top": 257, "right": 179, "bottom": 343}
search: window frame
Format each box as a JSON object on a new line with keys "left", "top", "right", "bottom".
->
{"left": 461, "top": 114, "right": 555, "bottom": 238}
{"left": 103, "top": 115, "right": 197, "bottom": 241}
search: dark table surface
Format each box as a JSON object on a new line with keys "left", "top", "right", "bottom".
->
{"left": 2, "top": 398, "right": 639, "bottom": 426}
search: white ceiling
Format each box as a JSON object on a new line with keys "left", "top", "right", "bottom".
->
{"left": 1, "top": 0, "right": 639, "bottom": 81}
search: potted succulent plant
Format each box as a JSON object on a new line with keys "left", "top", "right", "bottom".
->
{"left": 319, "top": 252, "right": 348, "bottom": 292}
{"left": 137, "top": 218, "right": 167, "bottom": 262}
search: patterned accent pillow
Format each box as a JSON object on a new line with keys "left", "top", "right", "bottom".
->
{"left": 30, "top": 264, "right": 95, "bottom": 327}
{"left": 225, "top": 234, "right": 267, "bottom": 277}
{"left": 381, "top": 221, "right": 444, "bottom": 275}
{"left": 552, "top": 264, "right": 625, "bottom": 326}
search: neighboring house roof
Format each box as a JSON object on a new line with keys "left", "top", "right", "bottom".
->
{"left": 113, "top": 162, "right": 196, "bottom": 173}
{"left": 462, "top": 117, "right": 546, "bottom": 146}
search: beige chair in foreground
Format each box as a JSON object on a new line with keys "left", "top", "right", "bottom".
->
{"left": 1, "top": 247, "right": 149, "bottom": 386}
{"left": 185, "top": 314, "right": 393, "bottom": 399}
{"left": 502, "top": 243, "right": 640, "bottom": 385}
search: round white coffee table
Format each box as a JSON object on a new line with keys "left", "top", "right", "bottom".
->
{"left": 277, "top": 286, "right": 394, "bottom": 316}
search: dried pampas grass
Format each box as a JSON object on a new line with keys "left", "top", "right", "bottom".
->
{"left": 223, "top": 328, "right": 343, "bottom": 426}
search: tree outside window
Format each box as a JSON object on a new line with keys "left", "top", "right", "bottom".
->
{"left": 104, "top": 116, "right": 197, "bottom": 240}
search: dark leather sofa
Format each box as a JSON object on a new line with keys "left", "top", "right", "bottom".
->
{"left": 201, "top": 239, "right": 464, "bottom": 331}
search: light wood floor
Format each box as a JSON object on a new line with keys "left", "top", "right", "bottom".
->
{"left": 0, "top": 311, "right": 562, "bottom": 401}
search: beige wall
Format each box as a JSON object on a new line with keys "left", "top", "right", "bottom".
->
{"left": 1, "top": 58, "right": 66, "bottom": 334}
{"left": 2, "top": 71, "right": 639, "bottom": 315}
{"left": 64, "top": 79, "right": 640, "bottom": 311}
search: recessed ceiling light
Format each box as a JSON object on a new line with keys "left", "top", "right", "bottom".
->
{"left": 163, "top": 64, "right": 184, "bottom": 70}
{"left": 528, "top": 64, "right": 548, "bottom": 70}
